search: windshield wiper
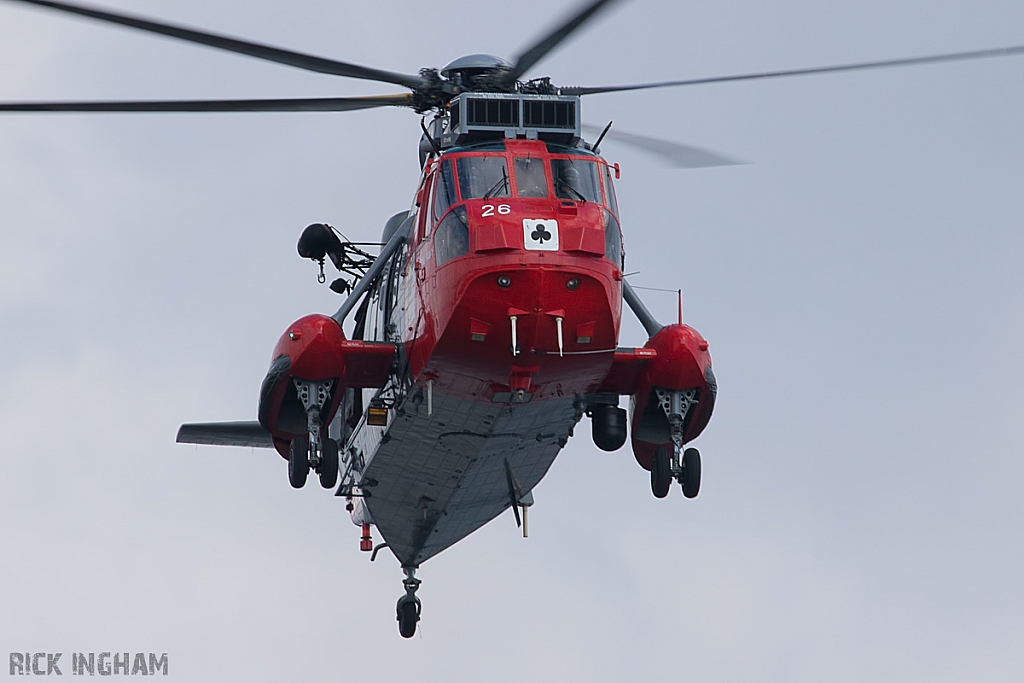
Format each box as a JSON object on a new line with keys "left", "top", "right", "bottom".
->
{"left": 482, "top": 167, "right": 509, "bottom": 199}
{"left": 555, "top": 178, "right": 587, "bottom": 203}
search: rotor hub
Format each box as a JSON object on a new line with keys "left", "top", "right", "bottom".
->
{"left": 440, "top": 54, "right": 512, "bottom": 78}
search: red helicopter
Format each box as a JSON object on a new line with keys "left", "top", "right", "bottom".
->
{"left": 3, "top": 0, "right": 1022, "bottom": 639}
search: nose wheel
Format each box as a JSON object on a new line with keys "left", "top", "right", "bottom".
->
{"left": 396, "top": 566, "right": 422, "bottom": 638}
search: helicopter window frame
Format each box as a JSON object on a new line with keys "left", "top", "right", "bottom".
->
{"left": 603, "top": 209, "right": 624, "bottom": 270}
{"left": 425, "top": 156, "right": 472, "bottom": 266}
{"left": 434, "top": 205, "right": 470, "bottom": 267}
{"left": 600, "top": 161, "right": 619, "bottom": 217}
{"left": 417, "top": 164, "right": 436, "bottom": 241}
{"left": 549, "top": 156, "right": 602, "bottom": 203}
{"left": 595, "top": 160, "right": 623, "bottom": 268}
{"left": 432, "top": 159, "right": 458, "bottom": 226}
{"left": 455, "top": 154, "right": 511, "bottom": 201}
{"left": 512, "top": 156, "right": 550, "bottom": 198}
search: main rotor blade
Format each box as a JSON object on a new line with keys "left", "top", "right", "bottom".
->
{"left": 511, "top": 0, "right": 626, "bottom": 80}
{"left": 0, "top": 94, "right": 413, "bottom": 113}
{"left": 3, "top": 0, "right": 427, "bottom": 90}
{"left": 582, "top": 123, "right": 744, "bottom": 169}
{"left": 562, "top": 44, "right": 1024, "bottom": 96}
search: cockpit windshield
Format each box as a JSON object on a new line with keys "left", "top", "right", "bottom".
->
{"left": 551, "top": 158, "right": 601, "bottom": 203}
{"left": 514, "top": 157, "right": 549, "bottom": 198}
{"left": 456, "top": 156, "right": 510, "bottom": 200}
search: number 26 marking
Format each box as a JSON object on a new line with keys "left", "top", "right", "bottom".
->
{"left": 481, "top": 204, "right": 511, "bottom": 217}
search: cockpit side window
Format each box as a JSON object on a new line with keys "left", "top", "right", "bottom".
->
{"left": 551, "top": 158, "right": 601, "bottom": 203}
{"left": 513, "top": 157, "right": 549, "bottom": 198}
{"left": 456, "top": 156, "right": 510, "bottom": 200}
{"left": 604, "top": 210, "right": 623, "bottom": 269}
{"left": 435, "top": 206, "right": 470, "bottom": 266}
{"left": 432, "top": 159, "right": 457, "bottom": 224}
{"left": 603, "top": 164, "right": 619, "bottom": 216}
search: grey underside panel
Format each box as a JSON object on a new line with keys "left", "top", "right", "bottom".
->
{"left": 176, "top": 421, "right": 274, "bottom": 448}
{"left": 363, "top": 390, "right": 579, "bottom": 566}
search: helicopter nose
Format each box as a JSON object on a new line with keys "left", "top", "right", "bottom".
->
{"left": 458, "top": 267, "right": 617, "bottom": 357}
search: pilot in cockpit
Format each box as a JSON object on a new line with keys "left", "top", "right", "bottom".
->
{"left": 552, "top": 162, "right": 581, "bottom": 199}
{"left": 551, "top": 158, "right": 601, "bottom": 203}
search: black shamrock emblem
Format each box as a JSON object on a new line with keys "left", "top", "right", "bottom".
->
{"left": 531, "top": 224, "right": 552, "bottom": 244}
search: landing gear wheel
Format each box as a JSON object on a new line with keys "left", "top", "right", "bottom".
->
{"left": 397, "top": 597, "right": 420, "bottom": 638}
{"left": 288, "top": 436, "right": 309, "bottom": 489}
{"left": 680, "top": 447, "right": 701, "bottom": 498}
{"left": 650, "top": 445, "right": 672, "bottom": 499}
{"left": 319, "top": 438, "right": 339, "bottom": 489}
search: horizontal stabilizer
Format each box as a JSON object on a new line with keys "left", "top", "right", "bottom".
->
{"left": 176, "top": 421, "right": 273, "bottom": 448}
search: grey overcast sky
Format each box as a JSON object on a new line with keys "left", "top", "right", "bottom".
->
{"left": 1, "top": 0, "right": 1023, "bottom": 679}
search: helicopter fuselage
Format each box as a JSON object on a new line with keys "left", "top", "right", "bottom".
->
{"left": 251, "top": 136, "right": 714, "bottom": 566}
{"left": 348, "top": 137, "right": 631, "bottom": 565}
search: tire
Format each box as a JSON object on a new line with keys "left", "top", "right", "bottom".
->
{"left": 319, "top": 438, "right": 339, "bottom": 489}
{"left": 397, "top": 598, "right": 420, "bottom": 639}
{"left": 288, "top": 436, "right": 309, "bottom": 489}
{"left": 680, "top": 447, "right": 701, "bottom": 499}
{"left": 591, "top": 405, "right": 628, "bottom": 452}
{"left": 650, "top": 446, "right": 672, "bottom": 499}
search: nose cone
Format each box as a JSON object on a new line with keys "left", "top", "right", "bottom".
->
{"left": 423, "top": 267, "right": 619, "bottom": 398}
{"left": 441, "top": 54, "right": 513, "bottom": 77}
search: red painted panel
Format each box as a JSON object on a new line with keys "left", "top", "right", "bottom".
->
{"left": 597, "top": 348, "right": 658, "bottom": 394}
{"left": 341, "top": 341, "right": 396, "bottom": 388}
{"left": 474, "top": 223, "right": 514, "bottom": 252}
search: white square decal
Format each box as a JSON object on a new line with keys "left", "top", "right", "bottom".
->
{"left": 523, "top": 219, "right": 559, "bottom": 251}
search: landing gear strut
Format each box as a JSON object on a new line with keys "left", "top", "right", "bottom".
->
{"left": 396, "top": 566, "right": 422, "bottom": 638}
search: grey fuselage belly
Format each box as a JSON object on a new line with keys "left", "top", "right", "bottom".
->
{"left": 350, "top": 386, "right": 579, "bottom": 567}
